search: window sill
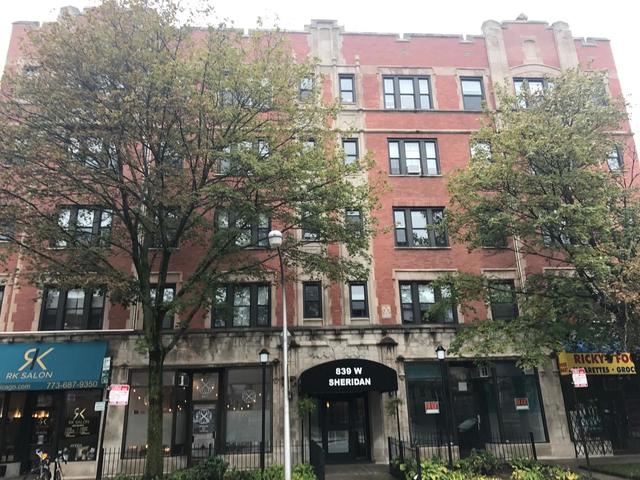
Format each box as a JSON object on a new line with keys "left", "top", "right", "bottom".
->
{"left": 401, "top": 323, "right": 458, "bottom": 328}
{"left": 395, "top": 246, "right": 451, "bottom": 250}
{"left": 389, "top": 174, "right": 442, "bottom": 178}
{"left": 383, "top": 108, "right": 433, "bottom": 112}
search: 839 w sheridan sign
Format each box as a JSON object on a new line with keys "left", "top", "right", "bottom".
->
{"left": 329, "top": 366, "right": 372, "bottom": 387}
{"left": 299, "top": 359, "right": 398, "bottom": 395}
{"left": 0, "top": 342, "right": 107, "bottom": 391}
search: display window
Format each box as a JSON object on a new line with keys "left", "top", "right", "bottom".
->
{"left": 405, "top": 361, "right": 548, "bottom": 446}
{"left": 0, "top": 389, "right": 102, "bottom": 469}
{"left": 123, "top": 367, "right": 272, "bottom": 457}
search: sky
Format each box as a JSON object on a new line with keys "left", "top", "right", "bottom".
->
{"left": 1, "top": 0, "right": 638, "bottom": 134}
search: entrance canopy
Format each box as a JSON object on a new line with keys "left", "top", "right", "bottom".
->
{"left": 299, "top": 359, "right": 398, "bottom": 395}
{"left": 0, "top": 341, "right": 107, "bottom": 391}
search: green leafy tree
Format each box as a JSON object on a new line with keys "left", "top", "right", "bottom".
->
{"left": 0, "top": 1, "right": 379, "bottom": 476}
{"left": 444, "top": 69, "right": 639, "bottom": 366}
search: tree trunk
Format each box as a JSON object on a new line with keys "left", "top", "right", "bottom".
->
{"left": 146, "top": 348, "right": 164, "bottom": 479}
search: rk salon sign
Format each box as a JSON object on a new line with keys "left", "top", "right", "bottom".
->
{"left": 299, "top": 359, "right": 398, "bottom": 395}
{"left": 0, "top": 342, "right": 107, "bottom": 391}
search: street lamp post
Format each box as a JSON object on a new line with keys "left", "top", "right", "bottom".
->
{"left": 259, "top": 348, "right": 270, "bottom": 480}
{"left": 436, "top": 345, "right": 455, "bottom": 466}
{"left": 268, "top": 230, "right": 292, "bottom": 480}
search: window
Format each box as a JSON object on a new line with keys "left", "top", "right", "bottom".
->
{"left": 388, "top": 140, "right": 439, "bottom": 175}
{"left": 54, "top": 206, "right": 112, "bottom": 247}
{"left": 493, "top": 362, "right": 547, "bottom": 442}
{"left": 124, "top": 371, "right": 187, "bottom": 455}
{"left": 607, "top": 148, "right": 623, "bottom": 171}
{"left": 150, "top": 284, "right": 176, "bottom": 329}
{"left": 217, "top": 140, "right": 269, "bottom": 175}
{"left": 383, "top": 76, "right": 432, "bottom": 110}
{"left": 224, "top": 368, "right": 272, "bottom": 449}
{"left": 303, "top": 282, "right": 322, "bottom": 318}
{"left": 489, "top": 280, "right": 518, "bottom": 321}
{"left": 213, "top": 284, "right": 270, "bottom": 327}
{"left": 349, "top": 282, "right": 369, "bottom": 318}
{"left": 470, "top": 141, "right": 492, "bottom": 161}
{"left": 342, "top": 139, "right": 359, "bottom": 165}
{"left": 405, "top": 361, "right": 547, "bottom": 444}
{"left": 481, "top": 232, "right": 508, "bottom": 249}
{"left": 69, "top": 137, "right": 118, "bottom": 170}
{"left": 59, "top": 390, "right": 102, "bottom": 461}
{"left": 0, "top": 392, "right": 27, "bottom": 462}
{"left": 40, "top": 288, "right": 105, "bottom": 331}
{"left": 393, "top": 208, "right": 447, "bottom": 247}
{"left": 339, "top": 74, "right": 356, "bottom": 103}
{"left": 0, "top": 217, "right": 14, "bottom": 241}
{"left": 299, "top": 77, "right": 313, "bottom": 101}
{"left": 301, "top": 209, "right": 320, "bottom": 241}
{"left": 513, "top": 78, "right": 548, "bottom": 107}
{"left": 345, "top": 209, "right": 363, "bottom": 235}
{"left": 0, "top": 286, "right": 4, "bottom": 313}
{"left": 215, "top": 210, "right": 270, "bottom": 247}
{"left": 542, "top": 222, "right": 571, "bottom": 246}
{"left": 461, "top": 77, "right": 484, "bottom": 111}
{"left": 399, "top": 281, "right": 456, "bottom": 324}
{"left": 150, "top": 208, "right": 179, "bottom": 248}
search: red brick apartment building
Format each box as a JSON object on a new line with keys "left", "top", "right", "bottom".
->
{"left": 1, "top": 11, "right": 638, "bottom": 478}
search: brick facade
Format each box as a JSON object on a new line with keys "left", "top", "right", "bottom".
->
{"left": 0, "top": 12, "right": 636, "bottom": 478}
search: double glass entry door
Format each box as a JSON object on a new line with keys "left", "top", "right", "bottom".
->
{"left": 320, "top": 395, "right": 370, "bottom": 462}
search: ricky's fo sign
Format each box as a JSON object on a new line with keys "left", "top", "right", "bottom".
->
{"left": 557, "top": 352, "right": 636, "bottom": 376}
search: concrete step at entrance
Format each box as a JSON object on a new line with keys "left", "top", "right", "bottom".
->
{"left": 325, "top": 463, "right": 394, "bottom": 479}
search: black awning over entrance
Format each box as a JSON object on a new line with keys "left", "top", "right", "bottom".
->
{"left": 299, "top": 359, "right": 398, "bottom": 395}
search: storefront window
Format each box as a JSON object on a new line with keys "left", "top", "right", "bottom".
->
{"left": 224, "top": 368, "right": 271, "bottom": 449}
{"left": 59, "top": 390, "right": 101, "bottom": 461}
{"left": 494, "top": 362, "right": 546, "bottom": 442}
{"left": 405, "top": 363, "right": 445, "bottom": 443}
{"left": 0, "top": 392, "right": 27, "bottom": 463}
{"left": 124, "top": 371, "right": 187, "bottom": 455}
{"left": 405, "top": 361, "right": 547, "bottom": 445}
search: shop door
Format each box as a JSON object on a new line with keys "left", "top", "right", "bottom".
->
{"left": 191, "top": 373, "right": 219, "bottom": 459}
{"left": 453, "top": 391, "right": 484, "bottom": 458}
{"left": 321, "top": 395, "right": 370, "bottom": 463}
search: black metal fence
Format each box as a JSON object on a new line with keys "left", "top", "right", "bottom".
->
{"left": 388, "top": 433, "right": 538, "bottom": 480}
{"left": 569, "top": 407, "right": 614, "bottom": 457}
{"left": 100, "top": 442, "right": 314, "bottom": 479}
{"left": 309, "top": 441, "right": 325, "bottom": 480}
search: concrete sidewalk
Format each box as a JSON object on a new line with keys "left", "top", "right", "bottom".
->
{"left": 542, "top": 454, "right": 640, "bottom": 479}
{"left": 325, "top": 463, "right": 394, "bottom": 480}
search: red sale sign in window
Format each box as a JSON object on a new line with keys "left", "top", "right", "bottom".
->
{"left": 424, "top": 401, "right": 440, "bottom": 414}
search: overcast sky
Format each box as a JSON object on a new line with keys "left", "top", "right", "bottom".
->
{"left": 1, "top": 0, "right": 638, "bottom": 134}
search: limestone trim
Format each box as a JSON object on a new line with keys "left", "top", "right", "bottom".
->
{"left": 510, "top": 64, "right": 561, "bottom": 78}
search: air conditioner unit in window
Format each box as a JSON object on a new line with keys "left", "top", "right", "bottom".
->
{"left": 471, "top": 365, "right": 491, "bottom": 378}
{"left": 406, "top": 163, "right": 421, "bottom": 174}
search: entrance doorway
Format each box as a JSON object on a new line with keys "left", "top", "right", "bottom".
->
{"left": 319, "top": 395, "right": 370, "bottom": 463}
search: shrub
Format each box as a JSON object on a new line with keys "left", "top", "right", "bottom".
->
{"left": 223, "top": 470, "right": 257, "bottom": 480}
{"left": 509, "top": 459, "right": 579, "bottom": 480}
{"left": 293, "top": 464, "right": 317, "bottom": 480}
{"left": 455, "top": 450, "right": 501, "bottom": 475}
{"left": 169, "top": 457, "right": 229, "bottom": 480}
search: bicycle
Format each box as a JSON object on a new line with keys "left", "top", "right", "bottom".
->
{"left": 24, "top": 449, "right": 68, "bottom": 480}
